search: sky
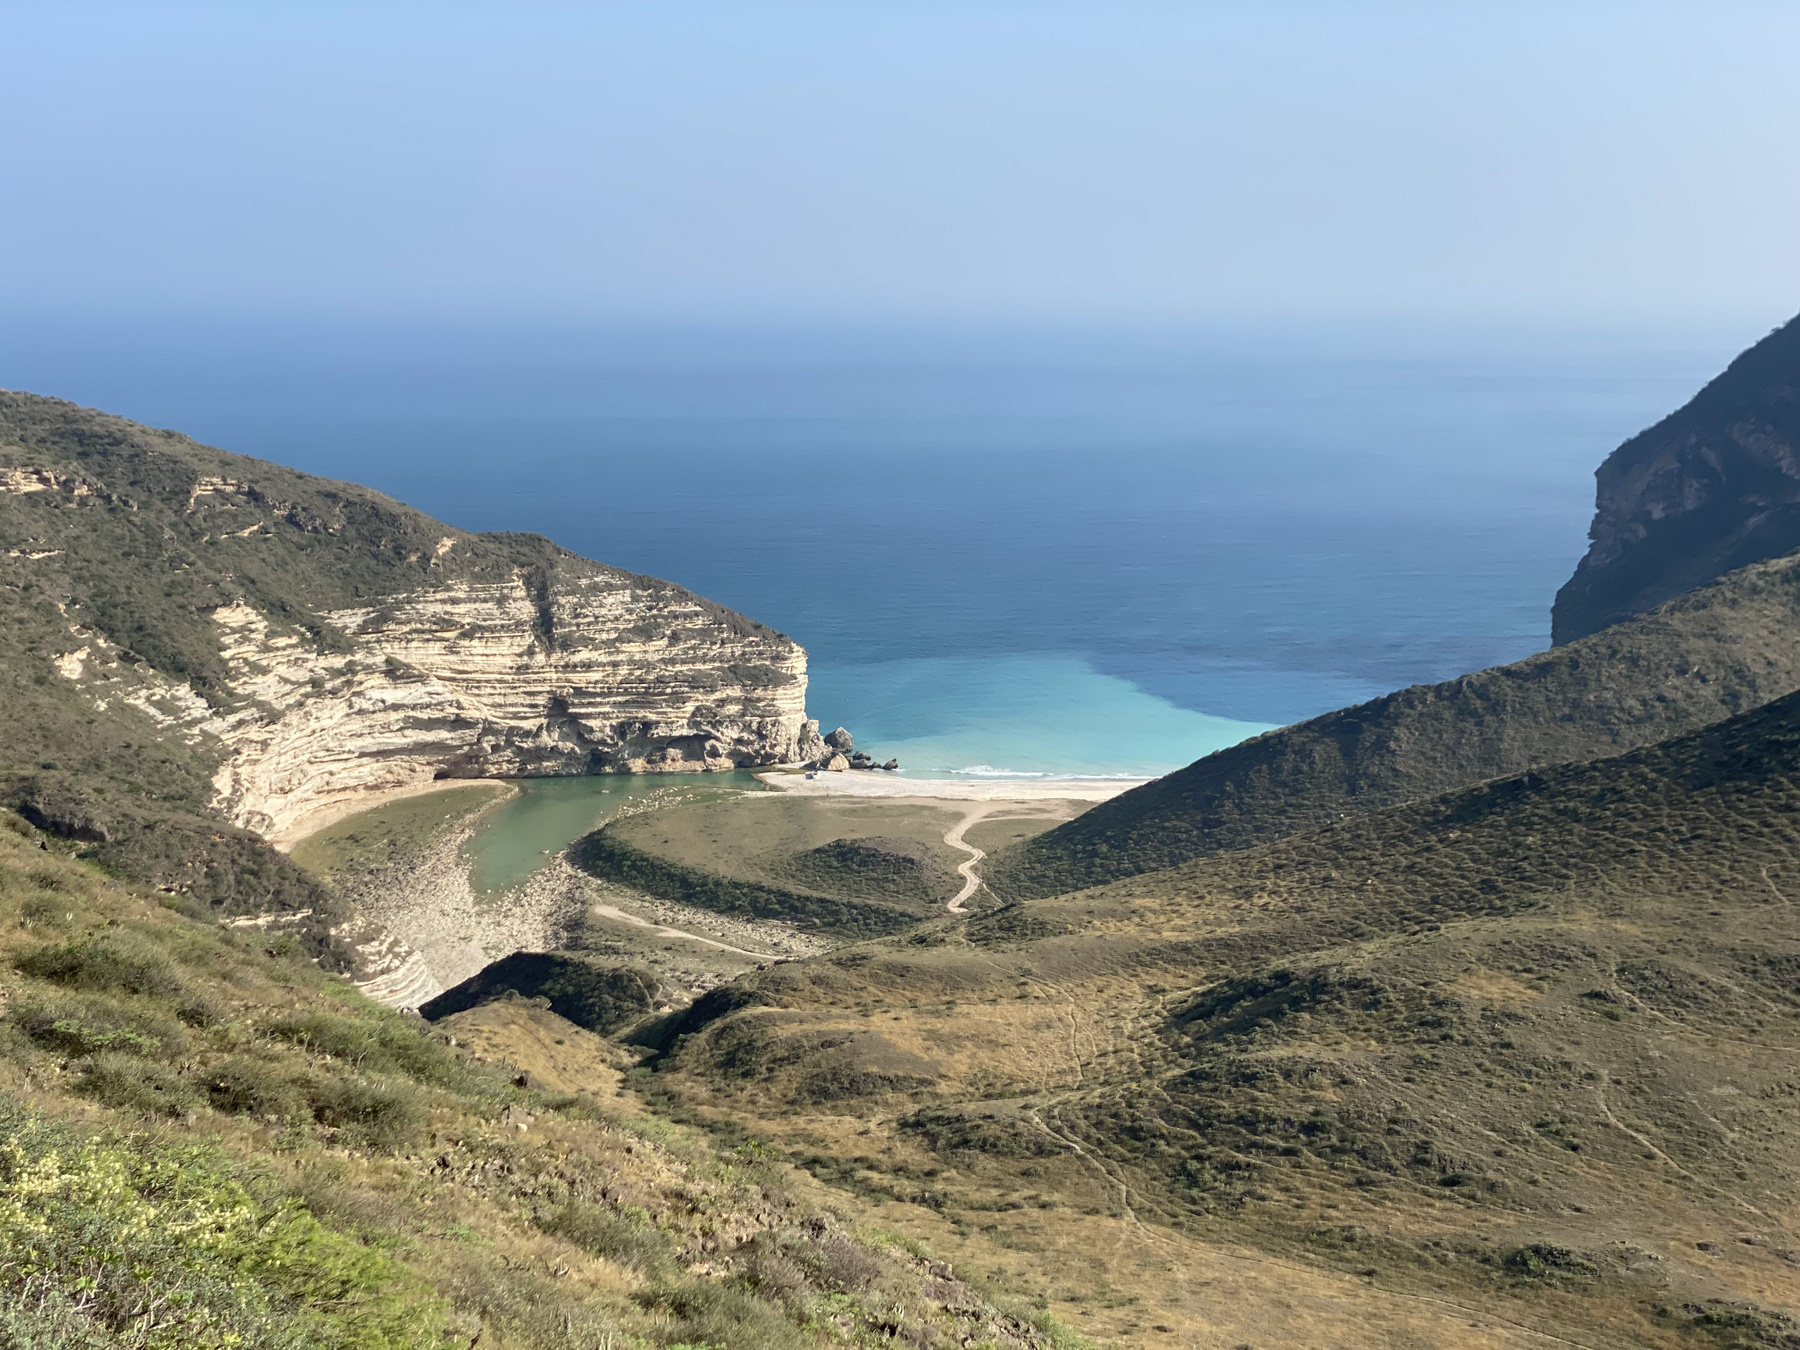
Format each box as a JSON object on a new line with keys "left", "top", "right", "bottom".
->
{"left": 3, "top": 1, "right": 1798, "bottom": 333}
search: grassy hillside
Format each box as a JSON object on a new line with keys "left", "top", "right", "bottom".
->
{"left": 640, "top": 689, "right": 1800, "bottom": 1347}
{"left": 570, "top": 794, "right": 981, "bottom": 939}
{"left": 0, "top": 809, "right": 1082, "bottom": 1349}
{"left": 989, "top": 549, "right": 1800, "bottom": 900}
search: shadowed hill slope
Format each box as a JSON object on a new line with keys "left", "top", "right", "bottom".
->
{"left": 1554, "top": 309, "right": 1800, "bottom": 644}
{"left": 648, "top": 685, "right": 1800, "bottom": 1347}
{"left": 987, "top": 549, "right": 1800, "bottom": 900}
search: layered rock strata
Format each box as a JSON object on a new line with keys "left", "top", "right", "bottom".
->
{"left": 43, "top": 579, "right": 807, "bottom": 839}
{"left": 203, "top": 576, "right": 808, "bottom": 836}
{"left": 1, "top": 391, "right": 810, "bottom": 841}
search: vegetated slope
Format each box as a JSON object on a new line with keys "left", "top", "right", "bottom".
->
{"left": 570, "top": 793, "right": 970, "bottom": 938}
{"left": 1555, "top": 309, "right": 1800, "bottom": 644}
{"left": 647, "top": 689, "right": 1800, "bottom": 1348}
{"left": 0, "top": 390, "right": 801, "bottom": 912}
{"left": 989, "top": 549, "right": 1800, "bottom": 900}
{"left": 572, "top": 827, "right": 924, "bottom": 939}
{"left": 0, "top": 811, "right": 1075, "bottom": 1349}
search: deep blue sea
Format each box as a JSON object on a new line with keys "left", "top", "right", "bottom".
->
{"left": 1, "top": 320, "right": 1739, "bottom": 778}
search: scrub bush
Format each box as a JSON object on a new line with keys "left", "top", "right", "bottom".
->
{"left": 0, "top": 1106, "right": 449, "bottom": 1348}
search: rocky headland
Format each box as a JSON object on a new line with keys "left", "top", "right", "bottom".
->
{"left": 1553, "top": 310, "right": 1800, "bottom": 643}
{"left": 0, "top": 391, "right": 812, "bottom": 846}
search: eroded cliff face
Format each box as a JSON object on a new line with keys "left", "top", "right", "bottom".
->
{"left": 204, "top": 573, "right": 806, "bottom": 836}
{"left": 66, "top": 571, "right": 807, "bottom": 839}
{"left": 1553, "top": 311, "right": 1800, "bottom": 644}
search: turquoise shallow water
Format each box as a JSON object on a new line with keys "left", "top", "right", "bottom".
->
{"left": 462, "top": 771, "right": 765, "bottom": 894}
{"left": 4, "top": 321, "right": 1732, "bottom": 777}
{"left": 810, "top": 653, "right": 1273, "bottom": 778}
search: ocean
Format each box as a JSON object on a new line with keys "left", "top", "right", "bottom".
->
{"left": 2, "top": 319, "right": 1736, "bottom": 779}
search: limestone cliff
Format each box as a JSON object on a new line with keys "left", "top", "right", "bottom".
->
{"left": 1553, "top": 310, "right": 1800, "bottom": 644}
{"left": 0, "top": 390, "right": 809, "bottom": 843}
{"left": 199, "top": 564, "right": 807, "bottom": 837}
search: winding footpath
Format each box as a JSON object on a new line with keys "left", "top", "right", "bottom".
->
{"left": 586, "top": 900, "right": 784, "bottom": 961}
{"left": 943, "top": 805, "right": 1054, "bottom": 913}
{"left": 942, "top": 806, "right": 992, "bottom": 914}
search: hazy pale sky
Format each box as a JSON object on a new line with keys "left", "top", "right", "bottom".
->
{"left": 4, "top": 2, "right": 1798, "bottom": 329}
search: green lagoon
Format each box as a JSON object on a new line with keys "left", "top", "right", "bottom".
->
{"left": 461, "top": 770, "right": 768, "bottom": 894}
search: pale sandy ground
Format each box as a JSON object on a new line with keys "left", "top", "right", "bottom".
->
{"left": 267, "top": 777, "right": 514, "bottom": 851}
{"left": 755, "top": 770, "right": 1146, "bottom": 801}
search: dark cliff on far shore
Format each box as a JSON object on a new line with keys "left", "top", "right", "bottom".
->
{"left": 1552, "top": 309, "right": 1800, "bottom": 644}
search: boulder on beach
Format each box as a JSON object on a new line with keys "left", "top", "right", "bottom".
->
{"left": 825, "top": 727, "right": 854, "bottom": 751}
{"left": 824, "top": 753, "right": 850, "bottom": 771}
{"left": 881, "top": 759, "right": 899, "bottom": 771}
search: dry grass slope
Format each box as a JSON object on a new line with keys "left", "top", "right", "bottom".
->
{"left": 0, "top": 810, "right": 1087, "bottom": 1349}
{"left": 643, "top": 690, "right": 1800, "bottom": 1348}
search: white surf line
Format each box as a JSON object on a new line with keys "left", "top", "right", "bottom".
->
{"left": 755, "top": 770, "right": 1147, "bottom": 802}
{"left": 586, "top": 903, "right": 782, "bottom": 960}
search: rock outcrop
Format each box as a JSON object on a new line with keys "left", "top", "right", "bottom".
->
{"left": 1553, "top": 310, "right": 1800, "bottom": 643}
{"left": 0, "top": 390, "right": 811, "bottom": 842}
{"left": 798, "top": 724, "right": 898, "bottom": 772}
{"left": 794, "top": 719, "right": 828, "bottom": 763}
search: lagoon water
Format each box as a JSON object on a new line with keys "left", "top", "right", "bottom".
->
{"left": 2, "top": 321, "right": 1738, "bottom": 779}
{"left": 463, "top": 772, "right": 763, "bottom": 895}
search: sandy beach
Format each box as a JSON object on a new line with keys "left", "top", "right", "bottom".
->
{"left": 754, "top": 770, "right": 1146, "bottom": 801}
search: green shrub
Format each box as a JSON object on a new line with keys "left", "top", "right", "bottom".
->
{"left": 271, "top": 1012, "right": 462, "bottom": 1086}
{"left": 16, "top": 894, "right": 73, "bottom": 930}
{"left": 0, "top": 1291, "right": 119, "bottom": 1348}
{"left": 734, "top": 1237, "right": 814, "bottom": 1311}
{"left": 12, "top": 934, "right": 220, "bottom": 1026}
{"left": 0, "top": 1104, "right": 449, "bottom": 1348}
{"left": 74, "top": 1053, "right": 202, "bottom": 1117}
{"left": 429, "top": 1250, "right": 622, "bottom": 1349}
{"left": 637, "top": 1279, "right": 805, "bottom": 1350}
{"left": 1503, "top": 1243, "right": 1598, "bottom": 1283}
{"left": 23, "top": 867, "right": 78, "bottom": 894}
{"left": 307, "top": 1076, "right": 423, "bottom": 1151}
{"left": 9, "top": 994, "right": 186, "bottom": 1060}
{"left": 16, "top": 936, "right": 184, "bottom": 998}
